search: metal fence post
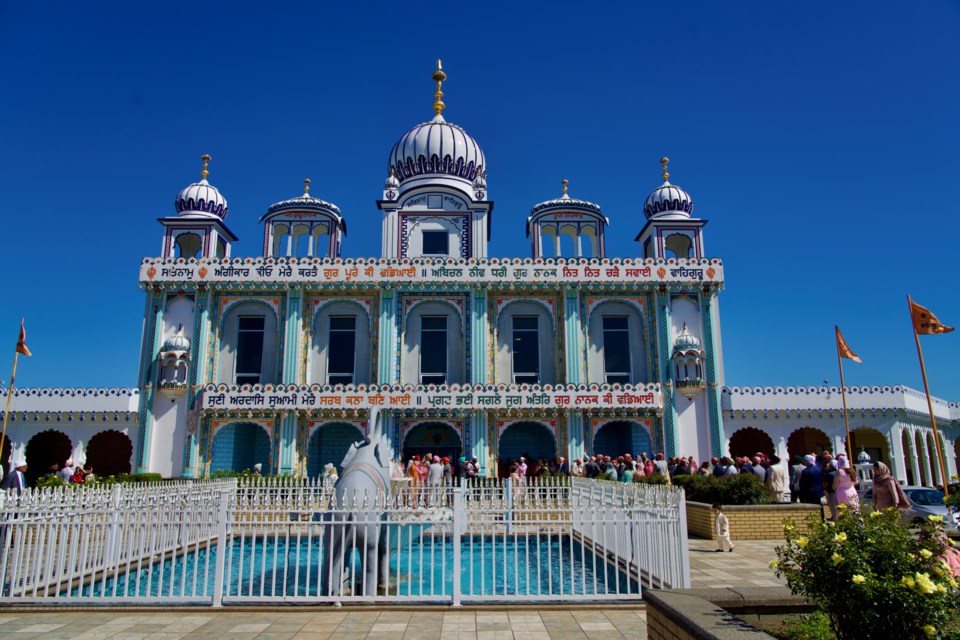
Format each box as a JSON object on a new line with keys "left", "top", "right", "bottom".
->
{"left": 452, "top": 487, "right": 463, "bottom": 607}
{"left": 211, "top": 489, "right": 230, "bottom": 607}
{"left": 677, "top": 488, "right": 691, "bottom": 588}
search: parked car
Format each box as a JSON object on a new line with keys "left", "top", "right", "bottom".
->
{"left": 861, "top": 485, "right": 958, "bottom": 530}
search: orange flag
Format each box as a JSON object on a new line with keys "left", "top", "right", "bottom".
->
{"left": 16, "top": 319, "right": 31, "bottom": 357}
{"left": 909, "top": 299, "right": 955, "bottom": 335}
{"left": 835, "top": 326, "right": 861, "bottom": 363}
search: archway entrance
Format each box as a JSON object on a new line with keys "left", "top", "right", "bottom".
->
{"left": 25, "top": 430, "right": 72, "bottom": 487}
{"left": 210, "top": 423, "right": 272, "bottom": 475}
{"left": 728, "top": 427, "right": 775, "bottom": 459}
{"left": 498, "top": 421, "right": 557, "bottom": 477}
{"left": 86, "top": 430, "right": 133, "bottom": 478}
{"left": 402, "top": 422, "right": 462, "bottom": 465}
{"left": 846, "top": 427, "right": 889, "bottom": 465}
{"left": 592, "top": 421, "right": 653, "bottom": 458}
{"left": 902, "top": 430, "right": 915, "bottom": 485}
{"left": 787, "top": 427, "right": 831, "bottom": 461}
{"left": 307, "top": 423, "right": 364, "bottom": 477}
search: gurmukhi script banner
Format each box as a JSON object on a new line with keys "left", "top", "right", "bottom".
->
{"left": 142, "top": 257, "right": 722, "bottom": 286}
{"left": 201, "top": 384, "right": 662, "bottom": 412}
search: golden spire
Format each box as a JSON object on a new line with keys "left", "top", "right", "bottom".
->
{"left": 660, "top": 157, "right": 670, "bottom": 182}
{"left": 201, "top": 154, "right": 212, "bottom": 180}
{"left": 562, "top": 179, "right": 569, "bottom": 197}
{"left": 304, "top": 178, "right": 311, "bottom": 195}
{"left": 432, "top": 59, "right": 447, "bottom": 116}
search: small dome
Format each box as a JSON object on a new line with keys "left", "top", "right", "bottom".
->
{"left": 384, "top": 167, "right": 400, "bottom": 190}
{"left": 531, "top": 189, "right": 602, "bottom": 217}
{"left": 644, "top": 157, "right": 693, "bottom": 219}
{"left": 176, "top": 180, "right": 229, "bottom": 219}
{"left": 857, "top": 449, "right": 872, "bottom": 464}
{"left": 263, "top": 180, "right": 346, "bottom": 235}
{"left": 175, "top": 154, "right": 229, "bottom": 219}
{"left": 160, "top": 326, "right": 191, "bottom": 355}
{"left": 672, "top": 324, "right": 702, "bottom": 354}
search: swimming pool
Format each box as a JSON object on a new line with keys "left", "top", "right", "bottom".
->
{"left": 72, "top": 534, "right": 637, "bottom": 601}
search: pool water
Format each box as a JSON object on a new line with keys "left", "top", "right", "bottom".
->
{"left": 72, "top": 535, "right": 635, "bottom": 600}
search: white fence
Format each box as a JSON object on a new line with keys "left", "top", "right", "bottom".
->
{"left": 0, "top": 477, "right": 688, "bottom": 606}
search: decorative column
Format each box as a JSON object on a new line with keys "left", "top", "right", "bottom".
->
{"left": 378, "top": 289, "right": 397, "bottom": 384}
{"left": 655, "top": 288, "right": 678, "bottom": 457}
{"left": 908, "top": 429, "right": 922, "bottom": 487}
{"left": 135, "top": 289, "right": 165, "bottom": 473}
{"left": 276, "top": 288, "right": 303, "bottom": 474}
{"left": 567, "top": 410, "right": 585, "bottom": 462}
{"left": 182, "top": 287, "right": 211, "bottom": 478}
{"left": 563, "top": 288, "right": 583, "bottom": 384}
{"left": 889, "top": 425, "right": 907, "bottom": 485}
{"left": 701, "top": 286, "right": 724, "bottom": 457}
{"left": 471, "top": 288, "right": 488, "bottom": 384}
{"left": 471, "top": 412, "right": 489, "bottom": 476}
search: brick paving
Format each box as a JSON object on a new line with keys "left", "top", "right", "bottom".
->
{"left": 0, "top": 539, "right": 784, "bottom": 639}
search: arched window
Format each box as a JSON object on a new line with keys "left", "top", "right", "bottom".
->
{"left": 402, "top": 302, "right": 464, "bottom": 384}
{"left": 218, "top": 302, "right": 279, "bottom": 385}
{"left": 311, "top": 302, "right": 371, "bottom": 385}
{"left": 496, "top": 301, "right": 555, "bottom": 385}
{"left": 539, "top": 225, "right": 558, "bottom": 258}
{"left": 272, "top": 223, "right": 291, "bottom": 257}
{"left": 174, "top": 232, "right": 202, "bottom": 259}
{"left": 587, "top": 301, "right": 646, "bottom": 385}
{"left": 664, "top": 233, "right": 693, "bottom": 260}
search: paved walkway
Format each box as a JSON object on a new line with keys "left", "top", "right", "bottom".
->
{"left": 0, "top": 540, "right": 784, "bottom": 639}
{"left": 688, "top": 538, "right": 785, "bottom": 589}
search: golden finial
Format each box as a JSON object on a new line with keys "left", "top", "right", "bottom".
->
{"left": 200, "top": 154, "right": 212, "bottom": 180}
{"left": 432, "top": 59, "right": 447, "bottom": 116}
{"left": 304, "top": 178, "right": 311, "bottom": 195}
{"left": 660, "top": 157, "right": 670, "bottom": 182}
{"left": 562, "top": 179, "right": 569, "bottom": 197}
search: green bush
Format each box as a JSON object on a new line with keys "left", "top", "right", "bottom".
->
{"left": 114, "top": 473, "right": 163, "bottom": 484}
{"left": 673, "top": 473, "right": 773, "bottom": 505}
{"left": 774, "top": 507, "right": 960, "bottom": 639}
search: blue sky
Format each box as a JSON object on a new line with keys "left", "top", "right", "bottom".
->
{"left": 1, "top": 2, "right": 958, "bottom": 398}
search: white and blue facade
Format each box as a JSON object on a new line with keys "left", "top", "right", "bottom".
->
{"left": 1, "top": 65, "right": 957, "bottom": 487}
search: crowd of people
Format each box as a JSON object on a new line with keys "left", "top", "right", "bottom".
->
{"left": 48, "top": 459, "right": 97, "bottom": 485}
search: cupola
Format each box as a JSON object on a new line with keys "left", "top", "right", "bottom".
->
{"left": 635, "top": 157, "right": 707, "bottom": 261}
{"left": 672, "top": 323, "right": 705, "bottom": 399}
{"left": 158, "top": 155, "right": 237, "bottom": 259}
{"left": 261, "top": 179, "right": 346, "bottom": 258}
{"left": 527, "top": 179, "right": 607, "bottom": 258}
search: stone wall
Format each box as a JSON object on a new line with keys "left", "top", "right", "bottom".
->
{"left": 686, "top": 501, "right": 821, "bottom": 540}
{"left": 645, "top": 587, "right": 813, "bottom": 640}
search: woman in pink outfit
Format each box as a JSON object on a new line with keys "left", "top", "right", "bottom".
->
{"left": 832, "top": 456, "right": 860, "bottom": 511}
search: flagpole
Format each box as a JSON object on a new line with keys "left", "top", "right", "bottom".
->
{"left": 835, "top": 327, "right": 854, "bottom": 463}
{"left": 908, "top": 295, "right": 950, "bottom": 498}
{"left": 0, "top": 349, "right": 19, "bottom": 467}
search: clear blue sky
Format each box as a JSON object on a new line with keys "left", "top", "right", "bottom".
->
{"left": 1, "top": 2, "right": 958, "bottom": 398}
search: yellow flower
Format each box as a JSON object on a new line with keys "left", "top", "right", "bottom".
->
{"left": 866, "top": 538, "right": 875, "bottom": 544}
{"left": 924, "top": 625, "right": 936, "bottom": 637}
{"left": 796, "top": 536, "right": 809, "bottom": 548}
{"left": 783, "top": 523, "right": 795, "bottom": 533}
{"left": 927, "top": 515, "right": 944, "bottom": 524}
{"left": 937, "top": 584, "right": 947, "bottom": 594}
{"left": 832, "top": 553, "right": 843, "bottom": 566}
{"left": 920, "top": 549, "right": 933, "bottom": 559}
{"left": 870, "top": 511, "right": 882, "bottom": 519}
{"left": 838, "top": 503, "right": 848, "bottom": 511}
{"left": 834, "top": 532, "right": 848, "bottom": 543}
{"left": 825, "top": 521, "right": 836, "bottom": 527}
{"left": 852, "top": 574, "right": 866, "bottom": 584}
{"left": 902, "top": 576, "right": 916, "bottom": 588}
{"left": 948, "top": 578, "right": 958, "bottom": 588}
{"left": 915, "top": 572, "right": 937, "bottom": 595}
{"left": 769, "top": 560, "right": 779, "bottom": 569}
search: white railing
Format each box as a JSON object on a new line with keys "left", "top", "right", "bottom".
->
{"left": 0, "top": 476, "right": 688, "bottom": 605}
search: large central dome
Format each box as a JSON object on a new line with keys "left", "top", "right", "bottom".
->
{"left": 389, "top": 115, "right": 486, "bottom": 184}
{"left": 387, "top": 61, "right": 486, "bottom": 194}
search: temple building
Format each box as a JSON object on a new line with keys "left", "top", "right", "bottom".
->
{"left": 1, "top": 63, "right": 957, "bottom": 487}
